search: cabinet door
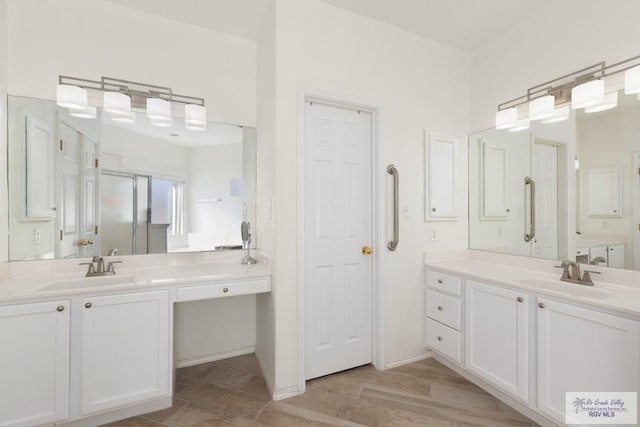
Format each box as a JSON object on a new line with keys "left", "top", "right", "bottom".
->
{"left": 465, "top": 281, "right": 529, "bottom": 402}
{"left": 480, "top": 141, "right": 509, "bottom": 220}
{"left": 537, "top": 298, "right": 640, "bottom": 424}
{"left": 425, "top": 133, "right": 457, "bottom": 220}
{"left": 80, "top": 291, "right": 170, "bottom": 415}
{"left": 0, "top": 300, "right": 70, "bottom": 427}
{"left": 587, "top": 166, "right": 622, "bottom": 217}
{"left": 607, "top": 244, "right": 625, "bottom": 269}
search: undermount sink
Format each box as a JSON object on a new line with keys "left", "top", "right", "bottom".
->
{"left": 37, "top": 275, "right": 136, "bottom": 292}
{"left": 517, "top": 278, "right": 612, "bottom": 299}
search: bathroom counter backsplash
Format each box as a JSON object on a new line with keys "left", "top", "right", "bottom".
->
{"left": 425, "top": 250, "right": 640, "bottom": 320}
{"left": 0, "top": 250, "right": 271, "bottom": 303}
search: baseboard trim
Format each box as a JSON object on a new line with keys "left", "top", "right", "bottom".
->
{"left": 176, "top": 346, "right": 255, "bottom": 368}
{"left": 60, "top": 397, "right": 171, "bottom": 426}
{"left": 255, "top": 350, "right": 276, "bottom": 399}
{"left": 433, "top": 354, "right": 561, "bottom": 427}
{"left": 384, "top": 350, "right": 432, "bottom": 370}
{"left": 272, "top": 385, "right": 300, "bottom": 401}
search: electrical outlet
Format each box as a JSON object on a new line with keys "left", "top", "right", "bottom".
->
{"left": 34, "top": 228, "right": 41, "bottom": 245}
{"left": 431, "top": 229, "right": 438, "bottom": 241}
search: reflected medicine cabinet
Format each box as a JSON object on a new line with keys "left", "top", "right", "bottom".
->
{"left": 480, "top": 141, "right": 509, "bottom": 220}
{"left": 587, "top": 165, "right": 622, "bottom": 218}
{"left": 425, "top": 133, "right": 457, "bottom": 221}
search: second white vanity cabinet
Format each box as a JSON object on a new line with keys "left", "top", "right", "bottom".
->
{"left": 465, "top": 280, "right": 530, "bottom": 402}
{"left": 536, "top": 297, "right": 640, "bottom": 424}
{"left": 80, "top": 290, "right": 170, "bottom": 415}
{"left": 0, "top": 300, "right": 70, "bottom": 427}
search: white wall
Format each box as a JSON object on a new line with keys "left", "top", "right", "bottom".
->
{"left": 257, "top": 0, "right": 470, "bottom": 394}
{"left": 470, "top": 0, "right": 640, "bottom": 132}
{"left": 188, "top": 143, "right": 244, "bottom": 245}
{"left": 0, "top": 0, "right": 9, "bottom": 265}
{"left": 5, "top": 0, "right": 256, "bottom": 127}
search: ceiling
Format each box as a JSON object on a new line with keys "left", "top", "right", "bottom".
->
{"left": 103, "top": 0, "right": 271, "bottom": 41}
{"left": 321, "top": 0, "right": 554, "bottom": 51}
{"left": 104, "top": 0, "right": 552, "bottom": 51}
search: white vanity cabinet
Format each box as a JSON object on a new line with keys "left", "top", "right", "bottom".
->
{"left": 607, "top": 244, "right": 625, "bottom": 269}
{"left": 80, "top": 290, "right": 170, "bottom": 415}
{"left": 425, "top": 270, "right": 462, "bottom": 363}
{"left": 425, "top": 134, "right": 458, "bottom": 220}
{"left": 0, "top": 300, "right": 70, "bottom": 427}
{"left": 465, "top": 281, "right": 530, "bottom": 402}
{"left": 536, "top": 297, "right": 640, "bottom": 424}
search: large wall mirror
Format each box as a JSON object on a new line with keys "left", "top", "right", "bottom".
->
{"left": 7, "top": 95, "right": 257, "bottom": 261}
{"left": 469, "top": 88, "right": 640, "bottom": 271}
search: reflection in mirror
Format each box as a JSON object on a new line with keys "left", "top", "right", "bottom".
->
{"left": 469, "top": 89, "right": 640, "bottom": 271}
{"left": 7, "top": 96, "right": 256, "bottom": 261}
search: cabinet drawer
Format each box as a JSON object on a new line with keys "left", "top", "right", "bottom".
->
{"left": 426, "top": 269, "right": 462, "bottom": 296}
{"left": 426, "top": 289, "right": 461, "bottom": 330}
{"left": 176, "top": 277, "right": 271, "bottom": 302}
{"left": 426, "top": 318, "right": 462, "bottom": 363}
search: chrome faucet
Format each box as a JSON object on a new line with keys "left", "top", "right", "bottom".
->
{"left": 79, "top": 256, "right": 122, "bottom": 277}
{"left": 555, "top": 260, "right": 600, "bottom": 286}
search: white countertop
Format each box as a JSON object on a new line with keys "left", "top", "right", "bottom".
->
{"left": 425, "top": 258, "right": 640, "bottom": 320}
{"left": 0, "top": 250, "right": 271, "bottom": 304}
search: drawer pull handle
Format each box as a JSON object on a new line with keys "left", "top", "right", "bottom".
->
{"left": 437, "top": 336, "right": 443, "bottom": 341}
{"left": 437, "top": 279, "right": 443, "bottom": 284}
{"left": 437, "top": 306, "right": 443, "bottom": 311}
{"left": 538, "top": 302, "right": 545, "bottom": 309}
{"left": 56, "top": 305, "right": 64, "bottom": 312}
{"left": 223, "top": 287, "right": 229, "bottom": 293}
{"left": 85, "top": 302, "right": 92, "bottom": 309}
{"left": 517, "top": 297, "right": 524, "bottom": 303}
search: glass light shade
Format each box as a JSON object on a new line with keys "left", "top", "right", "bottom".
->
{"left": 571, "top": 80, "right": 604, "bottom": 109}
{"left": 507, "top": 118, "right": 530, "bottom": 132}
{"left": 529, "top": 95, "right": 555, "bottom": 120}
{"left": 103, "top": 92, "right": 131, "bottom": 115}
{"left": 585, "top": 91, "right": 618, "bottom": 113}
{"left": 541, "top": 106, "right": 570, "bottom": 124}
{"left": 69, "top": 105, "right": 97, "bottom": 119}
{"left": 185, "top": 104, "right": 207, "bottom": 125}
{"left": 150, "top": 117, "right": 173, "bottom": 128}
{"left": 495, "top": 107, "right": 517, "bottom": 129}
{"left": 186, "top": 122, "right": 206, "bottom": 131}
{"left": 56, "top": 84, "right": 88, "bottom": 109}
{"left": 624, "top": 65, "right": 640, "bottom": 94}
{"left": 147, "top": 98, "right": 171, "bottom": 120}
{"left": 111, "top": 111, "right": 136, "bottom": 123}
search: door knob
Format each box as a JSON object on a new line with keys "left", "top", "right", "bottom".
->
{"left": 361, "top": 246, "right": 372, "bottom": 255}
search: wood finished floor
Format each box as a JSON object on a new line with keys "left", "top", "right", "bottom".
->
{"left": 105, "top": 354, "right": 538, "bottom": 426}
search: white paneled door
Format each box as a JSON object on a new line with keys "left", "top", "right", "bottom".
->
{"left": 532, "top": 142, "right": 558, "bottom": 260}
{"left": 304, "top": 101, "right": 373, "bottom": 380}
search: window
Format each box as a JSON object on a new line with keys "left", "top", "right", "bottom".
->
{"left": 151, "top": 179, "right": 184, "bottom": 235}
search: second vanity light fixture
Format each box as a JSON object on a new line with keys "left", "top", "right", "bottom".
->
{"left": 495, "top": 54, "right": 640, "bottom": 131}
{"left": 56, "top": 75, "right": 207, "bottom": 131}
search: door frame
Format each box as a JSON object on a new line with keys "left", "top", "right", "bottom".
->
{"left": 296, "top": 91, "right": 383, "bottom": 394}
{"left": 633, "top": 151, "right": 640, "bottom": 271}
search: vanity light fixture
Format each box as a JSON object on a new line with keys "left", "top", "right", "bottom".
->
{"left": 111, "top": 111, "right": 136, "bottom": 123}
{"left": 541, "top": 106, "right": 570, "bottom": 124}
{"left": 507, "top": 118, "right": 530, "bottom": 132}
{"left": 495, "top": 107, "right": 518, "bottom": 129}
{"left": 624, "top": 65, "right": 640, "bottom": 94}
{"left": 571, "top": 80, "right": 604, "bottom": 109}
{"left": 495, "top": 53, "right": 640, "bottom": 130}
{"left": 56, "top": 84, "right": 88, "bottom": 109}
{"left": 529, "top": 95, "right": 555, "bottom": 120}
{"left": 55, "top": 75, "right": 206, "bottom": 130}
{"left": 584, "top": 91, "right": 618, "bottom": 113}
{"left": 69, "top": 105, "right": 97, "bottom": 119}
